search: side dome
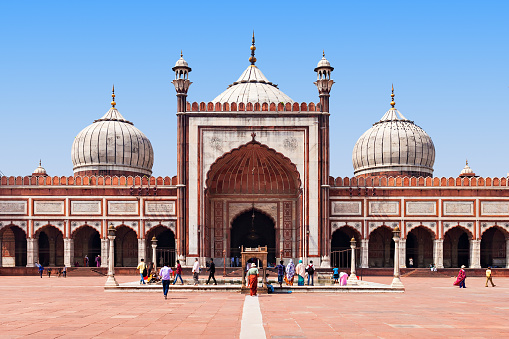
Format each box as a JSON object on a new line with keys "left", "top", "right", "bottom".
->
{"left": 71, "top": 98, "right": 154, "bottom": 177}
{"left": 352, "top": 91, "right": 435, "bottom": 177}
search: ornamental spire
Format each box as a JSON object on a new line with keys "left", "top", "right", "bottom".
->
{"left": 111, "top": 85, "right": 116, "bottom": 108}
{"left": 390, "top": 84, "right": 395, "bottom": 109}
{"left": 249, "top": 31, "right": 257, "bottom": 65}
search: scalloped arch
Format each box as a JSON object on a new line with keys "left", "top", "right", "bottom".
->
{"left": 206, "top": 140, "right": 301, "bottom": 195}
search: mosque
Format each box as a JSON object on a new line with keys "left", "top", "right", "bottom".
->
{"left": 1, "top": 35, "right": 508, "bottom": 271}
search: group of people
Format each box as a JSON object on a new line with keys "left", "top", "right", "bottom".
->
{"left": 35, "top": 262, "right": 67, "bottom": 278}
{"left": 453, "top": 265, "right": 497, "bottom": 288}
{"left": 275, "top": 259, "right": 316, "bottom": 287}
{"left": 74, "top": 255, "right": 101, "bottom": 267}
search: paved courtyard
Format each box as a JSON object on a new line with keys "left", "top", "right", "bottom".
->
{"left": 0, "top": 275, "right": 508, "bottom": 338}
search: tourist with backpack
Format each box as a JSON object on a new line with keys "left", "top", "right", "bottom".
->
{"left": 306, "top": 260, "right": 315, "bottom": 286}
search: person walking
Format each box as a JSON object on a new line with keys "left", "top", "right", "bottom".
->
{"left": 137, "top": 259, "right": 147, "bottom": 285}
{"left": 37, "top": 262, "right": 44, "bottom": 278}
{"left": 295, "top": 260, "right": 306, "bottom": 286}
{"left": 247, "top": 263, "right": 259, "bottom": 296}
{"left": 47, "top": 267, "right": 52, "bottom": 278}
{"left": 306, "top": 260, "right": 315, "bottom": 286}
{"left": 173, "top": 260, "right": 183, "bottom": 285}
{"left": 192, "top": 258, "right": 200, "bottom": 286}
{"left": 159, "top": 263, "right": 173, "bottom": 299}
{"left": 276, "top": 260, "right": 285, "bottom": 288}
{"left": 485, "top": 266, "right": 496, "bottom": 287}
{"left": 206, "top": 258, "right": 217, "bottom": 285}
{"left": 84, "top": 255, "right": 89, "bottom": 267}
{"left": 95, "top": 255, "right": 101, "bottom": 267}
{"left": 62, "top": 265, "right": 67, "bottom": 278}
{"left": 453, "top": 265, "right": 467, "bottom": 288}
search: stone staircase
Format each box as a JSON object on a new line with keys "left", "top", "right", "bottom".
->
{"left": 67, "top": 267, "right": 107, "bottom": 276}
{"left": 401, "top": 269, "right": 451, "bottom": 278}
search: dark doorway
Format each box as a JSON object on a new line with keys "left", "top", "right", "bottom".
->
{"left": 230, "top": 209, "right": 276, "bottom": 265}
{"left": 406, "top": 227, "right": 434, "bottom": 268}
{"left": 481, "top": 227, "right": 507, "bottom": 268}
{"left": 368, "top": 227, "right": 395, "bottom": 268}
{"left": 73, "top": 226, "right": 101, "bottom": 267}
{"left": 37, "top": 226, "right": 64, "bottom": 266}
{"left": 115, "top": 226, "right": 138, "bottom": 267}
{"left": 443, "top": 227, "right": 470, "bottom": 268}
{"left": 331, "top": 227, "right": 359, "bottom": 268}
{"left": 146, "top": 226, "right": 176, "bottom": 267}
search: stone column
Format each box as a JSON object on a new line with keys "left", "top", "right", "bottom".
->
{"left": 347, "top": 238, "right": 358, "bottom": 286}
{"left": 151, "top": 237, "right": 158, "bottom": 271}
{"left": 506, "top": 239, "right": 509, "bottom": 269}
{"left": 49, "top": 237, "right": 56, "bottom": 266}
{"left": 63, "top": 238, "right": 74, "bottom": 267}
{"left": 470, "top": 239, "right": 481, "bottom": 268}
{"left": 138, "top": 238, "right": 146, "bottom": 263}
{"left": 0, "top": 238, "right": 2, "bottom": 267}
{"left": 101, "top": 238, "right": 108, "bottom": 268}
{"left": 391, "top": 227, "right": 404, "bottom": 288}
{"left": 26, "top": 238, "right": 36, "bottom": 267}
{"left": 360, "top": 239, "right": 369, "bottom": 268}
{"left": 105, "top": 226, "right": 118, "bottom": 287}
{"left": 434, "top": 239, "right": 444, "bottom": 268}
{"left": 399, "top": 238, "right": 407, "bottom": 268}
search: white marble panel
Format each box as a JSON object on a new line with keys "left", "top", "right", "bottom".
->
{"left": 144, "top": 201, "right": 176, "bottom": 216}
{"left": 331, "top": 201, "right": 362, "bottom": 216}
{"left": 406, "top": 201, "right": 436, "bottom": 215}
{"left": 443, "top": 201, "right": 474, "bottom": 216}
{"left": 34, "top": 201, "right": 64, "bottom": 215}
{"left": 369, "top": 201, "right": 399, "bottom": 216}
{"left": 71, "top": 201, "right": 101, "bottom": 215}
{"left": 480, "top": 201, "right": 509, "bottom": 216}
{"left": 0, "top": 201, "right": 27, "bottom": 215}
{"left": 108, "top": 201, "right": 138, "bottom": 215}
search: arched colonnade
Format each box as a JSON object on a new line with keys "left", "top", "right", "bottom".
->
{"left": 0, "top": 222, "right": 176, "bottom": 268}
{"left": 331, "top": 223, "right": 509, "bottom": 269}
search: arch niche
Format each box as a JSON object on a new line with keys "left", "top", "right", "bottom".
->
{"left": 115, "top": 225, "right": 138, "bottom": 267}
{"left": 368, "top": 226, "right": 395, "bottom": 268}
{"left": 330, "top": 226, "right": 361, "bottom": 268}
{"left": 481, "top": 226, "right": 508, "bottom": 268}
{"left": 0, "top": 225, "right": 27, "bottom": 267}
{"left": 205, "top": 138, "right": 301, "bottom": 264}
{"left": 146, "top": 225, "right": 176, "bottom": 267}
{"left": 36, "top": 225, "right": 64, "bottom": 267}
{"left": 443, "top": 226, "right": 472, "bottom": 268}
{"left": 72, "top": 225, "right": 101, "bottom": 267}
{"left": 405, "top": 226, "right": 435, "bottom": 268}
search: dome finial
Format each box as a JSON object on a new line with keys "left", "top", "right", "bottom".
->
{"left": 39, "top": 159, "right": 41, "bottom": 166}
{"left": 466, "top": 159, "right": 468, "bottom": 166}
{"left": 323, "top": 50, "right": 325, "bottom": 57}
{"left": 249, "top": 30, "right": 257, "bottom": 65}
{"left": 390, "top": 84, "right": 395, "bottom": 109}
{"left": 181, "top": 50, "right": 183, "bottom": 58}
{"left": 111, "top": 84, "right": 116, "bottom": 108}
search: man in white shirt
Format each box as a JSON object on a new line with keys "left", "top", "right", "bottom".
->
{"left": 159, "top": 264, "right": 173, "bottom": 299}
{"left": 192, "top": 258, "right": 200, "bottom": 286}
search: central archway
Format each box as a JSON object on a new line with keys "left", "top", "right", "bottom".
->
{"left": 230, "top": 209, "right": 276, "bottom": 265}
{"left": 205, "top": 138, "right": 301, "bottom": 263}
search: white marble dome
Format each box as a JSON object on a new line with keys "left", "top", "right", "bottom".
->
{"left": 32, "top": 161, "right": 47, "bottom": 175}
{"left": 71, "top": 107, "right": 154, "bottom": 176}
{"left": 352, "top": 107, "right": 435, "bottom": 177}
{"left": 212, "top": 65, "right": 294, "bottom": 104}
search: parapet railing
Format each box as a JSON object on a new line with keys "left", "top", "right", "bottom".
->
{"left": 0, "top": 175, "right": 178, "bottom": 187}
{"left": 329, "top": 176, "right": 509, "bottom": 188}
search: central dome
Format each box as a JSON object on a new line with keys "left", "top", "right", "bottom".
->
{"left": 212, "top": 65, "right": 294, "bottom": 104}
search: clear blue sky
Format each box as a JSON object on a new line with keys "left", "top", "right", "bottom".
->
{"left": 0, "top": 1, "right": 508, "bottom": 178}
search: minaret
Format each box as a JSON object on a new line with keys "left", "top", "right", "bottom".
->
{"left": 314, "top": 52, "right": 334, "bottom": 267}
{"left": 172, "top": 52, "right": 192, "bottom": 262}
{"left": 314, "top": 51, "right": 334, "bottom": 112}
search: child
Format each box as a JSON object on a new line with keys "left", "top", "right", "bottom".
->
{"left": 332, "top": 265, "right": 339, "bottom": 284}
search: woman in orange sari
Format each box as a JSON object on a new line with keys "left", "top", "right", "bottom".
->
{"left": 247, "top": 263, "right": 259, "bottom": 296}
